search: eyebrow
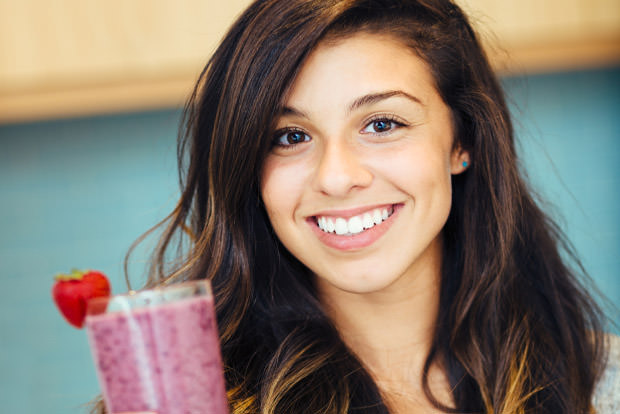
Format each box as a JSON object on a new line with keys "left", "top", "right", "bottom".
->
{"left": 347, "top": 90, "right": 423, "bottom": 113}
{"left": 279, "top": 90, "right": 423, "bottom": 119}
{"left": 280, "top": 106, "right": 308, "bottom": 118}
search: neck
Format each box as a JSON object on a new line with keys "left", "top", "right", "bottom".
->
{"left": 317, "top": 241, "right": 443, "bottom": 389}
{"left": 316, "top": 238, "right": 455, "bottom": 412}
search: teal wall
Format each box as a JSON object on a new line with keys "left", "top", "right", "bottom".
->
{"left": 1, "top": 67, "right": 618, "bottom": 413}
{"left": 504, "top": 68, "right": 620, "bottom": 322}
{"left": 0, "top": 110, "right": 181, "bottom": 413}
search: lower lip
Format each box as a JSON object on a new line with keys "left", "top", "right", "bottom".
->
{"left": 308, "top": 204, "right": 403, "bottom": 251}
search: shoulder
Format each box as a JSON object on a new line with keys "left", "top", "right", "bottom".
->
{"left": 592, "top": 333, "right": 620, "bottom": 414}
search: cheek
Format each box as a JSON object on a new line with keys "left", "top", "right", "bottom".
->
{"left": 260, "top": 163, "right": 282, "bottom": 219}
{"left": 260, "top": 159, "right": 302, "bottom": 225}
{"left": 372, "top": 144, "right": 452, "bottom": 191}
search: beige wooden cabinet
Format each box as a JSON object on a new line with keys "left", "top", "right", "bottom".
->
{"left": 460, "top": 0, "right": 620, "bottom": 72}
{"left": 1, "top": 0, "right": 618, "bottom": 124}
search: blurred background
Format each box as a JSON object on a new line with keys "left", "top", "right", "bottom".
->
{"left": 0, "top": 0, "right": 618, "bottom": 413}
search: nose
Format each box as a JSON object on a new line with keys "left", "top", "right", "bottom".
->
{"left": 312, "top": 138, "right": 373, "bottom": 197}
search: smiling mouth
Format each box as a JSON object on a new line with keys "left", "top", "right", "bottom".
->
{"left": 314, "top": 205, "right": 395, "bottom": 236}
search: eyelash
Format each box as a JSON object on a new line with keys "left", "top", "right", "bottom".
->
{"left": 271, "top": 114, "right": 408, "bottom": 149}
{"left": 272, "top": 128, "right": 311, "bottom": 149}
{"left": 361, "top": 114, "right": 407, "bottom": 134}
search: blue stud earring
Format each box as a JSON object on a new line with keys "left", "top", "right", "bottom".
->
{"left": 462, "top": 161, "right": 469, "bottom": 168}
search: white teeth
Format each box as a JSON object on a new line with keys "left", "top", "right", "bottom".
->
{"left": 347, "top": 216, "right": 364, "bottom": 234}
{"left": 362, "top": 213, "right": 374, "bottom": 229}
{"left": 326, "top": 217, "right": 335, "bottom": 233}
{"left": 334, "top": 218, "right": 348, "bottom": 235}
{"left": 372, "top": 209, "right": 382, "bottom": 225}
{"left": 316, "top": 207, "right": 394, "bottom": 236}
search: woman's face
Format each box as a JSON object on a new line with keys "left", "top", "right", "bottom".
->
{"left": 260, "top": 33, "right": 468, "bottom": 296}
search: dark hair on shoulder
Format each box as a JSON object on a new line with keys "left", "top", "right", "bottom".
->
{"left": 90, "top": 1, "right": 609, "bottom": 413}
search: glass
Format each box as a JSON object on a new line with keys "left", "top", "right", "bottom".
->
{"left": 85, "top": 280, "right": 229, "bottom": 414}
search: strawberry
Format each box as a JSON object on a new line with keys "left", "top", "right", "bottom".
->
{"left": 52, "top": 269, "right": 111, "bottom": 328}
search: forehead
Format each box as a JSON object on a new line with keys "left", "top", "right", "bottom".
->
{"left": 284, "top": 32, "right": 438, "bottom": 108}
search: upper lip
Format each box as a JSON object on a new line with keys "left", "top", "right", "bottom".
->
{"left": 310, "top": 203, "right": 396, "bottom": 219}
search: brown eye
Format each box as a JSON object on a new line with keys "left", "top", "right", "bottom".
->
{"left": 286, "top": 131, "right": 308, "bottom": 144}
{"left": 361, "top": 116, "right": 404, "bottom": 134}
{"left": 372, "top": 120, "right": 391, "bottom": 132}
{"left": 273, "top": 129, "right": 311, "bottom": 147}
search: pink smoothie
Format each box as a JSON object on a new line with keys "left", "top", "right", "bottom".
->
{"left": 85, "top": 295, "right": 228, "bottom": 414}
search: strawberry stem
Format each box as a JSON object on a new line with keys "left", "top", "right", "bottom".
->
{"left": 54, "top": 268, "right": 87, "bottom": 281}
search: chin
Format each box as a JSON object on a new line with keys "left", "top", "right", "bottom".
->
{"left": 314, "top": 267, "right": 403, "bottom": 296}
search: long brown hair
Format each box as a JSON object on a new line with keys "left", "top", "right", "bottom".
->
{"left": 92, "top": 1, "right": 608, "bottom": 413}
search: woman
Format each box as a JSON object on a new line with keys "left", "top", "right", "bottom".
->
{"left": 95, "top": 0, "right": 618, "bottom": 412}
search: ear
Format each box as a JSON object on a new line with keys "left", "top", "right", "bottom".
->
{"left": 450, "top": 146, "right": 470, "bottom": 175}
